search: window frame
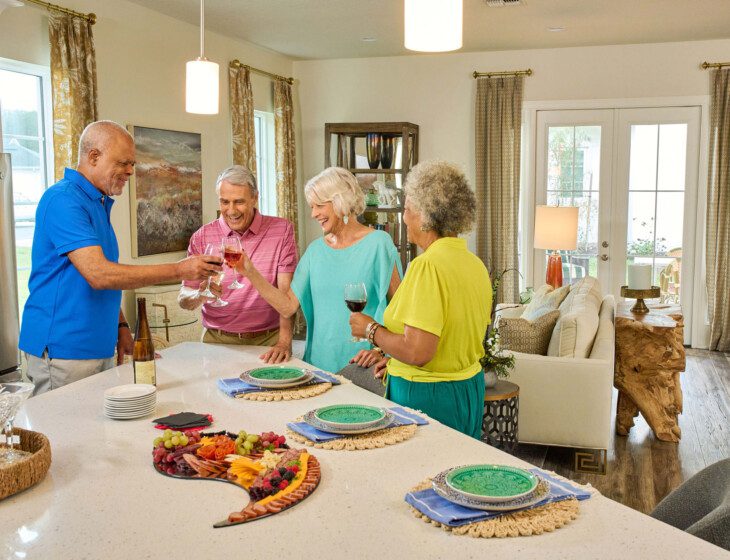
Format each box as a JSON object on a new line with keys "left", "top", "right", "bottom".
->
{"left": 0, "top": 56, "right": 54, "bottom": 186}
{"left": 254, "top": 109, "right": 276, "bottom": 216}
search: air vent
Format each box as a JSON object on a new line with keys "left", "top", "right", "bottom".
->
{"left": 485, "top": 0, "right": 523, "bottom": 7}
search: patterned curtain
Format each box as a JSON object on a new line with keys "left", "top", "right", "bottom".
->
{"left": 228, "top": 64, "right": 257, "bottom": 176}
{"left": 49, "top": 13, "right": 98, "bottom": 182}
{"left": 475, "top": 76, "right": 524, "bottom": 303}
{"left": 706, "top": 68, "right": 730, "bottom": 351}
{"left": 274, "top": 79, "right": 298, "bottom": 241}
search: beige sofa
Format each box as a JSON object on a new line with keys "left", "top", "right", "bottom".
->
{"left": 495, "top": 277, "right": 615, "bottom": 465}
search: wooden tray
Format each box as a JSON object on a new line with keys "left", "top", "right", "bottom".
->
{"left": 0, "top": 428, "right": 52, "bottom": 500}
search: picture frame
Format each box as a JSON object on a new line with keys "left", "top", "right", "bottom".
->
{"left": 128, "top": 125, "right": 203, "bottom": 257}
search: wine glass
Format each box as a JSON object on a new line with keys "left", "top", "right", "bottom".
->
{"left": 344, "top": 282, "right": 368, "bottom": 342}
{"left": 200, "top": 243, "right": 228, "bottom": 307}
{"left": 0, "top": 382, "right": 34, "bottom": 465}
{"left": 222, "top": 237, "right": 244, "bottom": 289}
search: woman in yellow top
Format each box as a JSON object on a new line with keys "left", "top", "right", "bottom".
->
{"left": 350, "top": 161, "right": 492, "bottom": 439}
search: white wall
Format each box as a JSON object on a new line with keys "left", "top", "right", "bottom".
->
{"left": 293, "top": 38, "right": 730, "bottom": 247}
{"left": 0, "top": 0, "right": 295, "bottom": 320}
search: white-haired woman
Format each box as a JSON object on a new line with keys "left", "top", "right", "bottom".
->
{"left": 349, "top": 161, "right": 491, "bottom": 439}
{"left": 236, "top": 167, "right": 402, "bottom": 372}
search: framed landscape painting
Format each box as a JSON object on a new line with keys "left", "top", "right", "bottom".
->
{"left": 128, "top": 125, "right": 202, "bottom": 257}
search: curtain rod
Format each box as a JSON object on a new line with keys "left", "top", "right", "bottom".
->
{"left": 23, "top": 0, "right": 96, "bottom": 24}
{"left": 473, "top": 69, "right": 533, "bottom": 79}
{"left": 701, "top": 61, "right": 730, "bottom": 69}
{"left": 230, "top": 60, "right": 293, "bottom": 85}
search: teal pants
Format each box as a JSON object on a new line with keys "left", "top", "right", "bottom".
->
{"left": 386, "top": 371, "right": 485, "bottom": 439}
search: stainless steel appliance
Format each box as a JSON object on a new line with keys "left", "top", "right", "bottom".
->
{"left": 0, "top": 153, "right": 20, "bottom": 379}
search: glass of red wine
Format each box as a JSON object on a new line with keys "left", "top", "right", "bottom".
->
{"left": 344, "top": 282, "right": 368, "bottom": 342}
{"left": 222, "top": 236, "right": 244, "bottom": 289}
{"left": 200, "top": 243, "right": 228, "bottom": 307}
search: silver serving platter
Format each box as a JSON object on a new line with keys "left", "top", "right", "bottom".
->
{"left": 240, "top": 370, "right": 314, "bottom": 389}
{"left": 302, "top": 409, "right": 395, "bottom": 435}
{"left": 432, "top": 469, "right": 551, "bottom": 512}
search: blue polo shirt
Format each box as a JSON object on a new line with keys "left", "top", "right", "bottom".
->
{"left": 19, "top": 168, "right": 121, "bottom": 360}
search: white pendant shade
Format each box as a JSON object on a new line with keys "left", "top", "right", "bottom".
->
{"left": 186, "top": 58, "right": 219, "bottom": 114}
{"left": 404, "top": 0, "right": 463, "bottom": 52}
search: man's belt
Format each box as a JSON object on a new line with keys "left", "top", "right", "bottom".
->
{"left": 212, "top": 328, "right": 278, "bottom": 339}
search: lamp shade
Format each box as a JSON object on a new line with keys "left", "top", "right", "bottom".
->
{"left": 404, "top": 0, "right": 463, "bottom": 52}
{"left": 185, "top": 58, "right": 219, "bottom": 115}
{"left": 534, "top": 205, "right": 579, "bottom": 251}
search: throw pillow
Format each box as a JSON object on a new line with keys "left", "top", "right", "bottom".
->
{"left": 547, "top": 276, "right": 603, "bottom": 358}
{"left": 521, "top": 284, "right": 570, "bottom": 321}
{"left": 498, "top": 310, "right": 561, "bottom": 355}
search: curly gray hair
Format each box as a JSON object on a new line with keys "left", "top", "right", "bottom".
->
{"left": 215, "top": 165, "right": 258, "bottom": 198}
{"left": 304, "top": 167, "right": 365, "bottom": 217}
{"left": 404, "top": 161, "right": 476, "bottom": 236}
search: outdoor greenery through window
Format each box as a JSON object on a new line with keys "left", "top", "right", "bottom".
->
{"left": 254, "top": 110, "right": 277, "bottom": 216}
{"left": 546, "top": 125, "right": 601, "bottom": 284}
{"left": 0, "top": 60, "right": 52, "bottom": 317}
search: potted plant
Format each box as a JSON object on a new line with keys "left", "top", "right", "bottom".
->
{"left": 480, "top": 267, "right": 519, "bottom": 388}
{"left": 480, "top": 326, "right": 515, "bottom": 388}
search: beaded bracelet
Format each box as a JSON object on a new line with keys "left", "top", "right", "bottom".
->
{"left": 367, "top": 322, "right": 381, "bottom": 345}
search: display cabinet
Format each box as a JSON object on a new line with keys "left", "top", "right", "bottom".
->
{"left": 324, "top": 122, "right": 419, "bottom": 270}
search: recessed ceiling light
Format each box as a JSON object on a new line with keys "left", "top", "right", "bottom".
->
{"left": 361, "top": 37, "right": 377, "bottom": 42}
{"left": 547, "top": 26, "right": 565, "bottom": 32}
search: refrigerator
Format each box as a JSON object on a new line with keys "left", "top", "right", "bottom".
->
{"left": 0, "top": 152, "right": 20, "bottom": 379}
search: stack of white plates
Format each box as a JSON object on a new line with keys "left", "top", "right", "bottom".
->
{"left": 104, "top": 384, "right": 156, "bottom": 420}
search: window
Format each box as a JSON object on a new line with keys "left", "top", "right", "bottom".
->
{"left": 254, "top": 110, "right": 277, "bottom": 216}
{"left": 0, "top": 58, "right": 53, "bottom": 317}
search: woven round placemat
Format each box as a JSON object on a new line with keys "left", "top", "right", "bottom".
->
{"left": 408, "top": 478, "right": 582, "bottom": 537}
{"left": 235, "top": 376, "right": 348, "bottom": 402}
{"left": 286, "top": 420, "right": 417, "bottom": 450}
{"left": 0, "top": 428, "right": 52, "bottom": 501}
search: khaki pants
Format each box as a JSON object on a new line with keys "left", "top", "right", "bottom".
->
{"left": 25, "top": 351, "right": 115, "bottom": 396}
{"left": 201, "top": 328, "right": 280, "bottom": 347}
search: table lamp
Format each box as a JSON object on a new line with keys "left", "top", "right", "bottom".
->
{"left": 534, "top": 205, "right": 579, "bottom": 289}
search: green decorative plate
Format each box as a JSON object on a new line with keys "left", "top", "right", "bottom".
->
{"left": 313, "top": 404, "right": 387, "bottom": 429}
{"left": 247, "top": 367, "right": 307, "bottom": 383}
{"left": 445, "top": 464, "right": 539, "bottom": 503}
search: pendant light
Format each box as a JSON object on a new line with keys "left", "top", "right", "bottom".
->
{"left": 404, "top": 0, "right": 463, "bottom": 52}
{"left": 186, "top": 0, "right": 219, "bottom": 114}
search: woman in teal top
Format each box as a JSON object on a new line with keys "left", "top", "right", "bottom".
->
{"left": 236, "top": 167, "right": 402, "bottom": 372}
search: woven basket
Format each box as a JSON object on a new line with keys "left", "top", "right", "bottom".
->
{"left": 0, "top": 428, "right": 52, "bottom": 500}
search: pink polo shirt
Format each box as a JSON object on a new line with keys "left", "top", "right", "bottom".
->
{"left": 183, "top": 211, "right": 298, "bottom": 333}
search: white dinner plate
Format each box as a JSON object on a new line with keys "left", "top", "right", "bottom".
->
{"left": 104, "top": 384, "right": 156, "bottom": 400}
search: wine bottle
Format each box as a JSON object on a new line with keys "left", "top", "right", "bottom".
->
{"left": 133, "top": 297, "right": 156, "bottom": 385}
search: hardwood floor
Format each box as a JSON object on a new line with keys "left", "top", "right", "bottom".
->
{"left": 508, "top": 348, "right": 730, "bottom": 514}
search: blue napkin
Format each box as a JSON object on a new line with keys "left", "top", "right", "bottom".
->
{"left": 404, "top": 469, "right": 592, "bottom": 527}
{"left": 217, "top": 370, "right": 341, "bottom": 397}
{"left": 287, "top": 406, "right": 429, "bottom": 442}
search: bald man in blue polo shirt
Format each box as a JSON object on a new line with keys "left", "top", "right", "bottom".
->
{"left": 19, "top": 120, "right": 222, "bottom": 395}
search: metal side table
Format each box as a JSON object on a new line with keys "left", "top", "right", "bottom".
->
{"left": 482, "top": 380, "right": 520, "bottom": 450}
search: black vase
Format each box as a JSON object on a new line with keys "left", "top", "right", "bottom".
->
{"left": 366, "top": 133, "right": 381, "bottom": 169}
{"left": 380, "top": 136, "right": 395, "bottom": 169}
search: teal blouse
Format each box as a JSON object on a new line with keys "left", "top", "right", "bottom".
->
{"left": 291, "top": 230, "right": 402, "bottom": 373}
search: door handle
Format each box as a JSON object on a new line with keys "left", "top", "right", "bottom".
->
{"left": 602, "top": 241, "right": 609, "bottom": 248}
{"left": 600, "top": 254, "right": 609, "bottom": 261}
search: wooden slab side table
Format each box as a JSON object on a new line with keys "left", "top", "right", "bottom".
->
{"left": 482, "top": 380, "right": 519, "bottom": 450}
{"left": 614, "top": 302, "right": 685, "bottom": 442}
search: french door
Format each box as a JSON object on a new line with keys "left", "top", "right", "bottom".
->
{"left": 534, "top": 106, "right": 701, "bottom": 336}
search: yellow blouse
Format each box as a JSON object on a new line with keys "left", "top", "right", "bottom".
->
{"left": 383, "top": 237, "right": 492, "bottom": 383}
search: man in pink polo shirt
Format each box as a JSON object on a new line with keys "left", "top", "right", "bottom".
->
{"left": 178, "top": 165, "right": 298, "bottom": 363}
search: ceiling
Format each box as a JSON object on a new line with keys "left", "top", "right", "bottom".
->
{"left": 126, "top": 0, "right": 730, "bottom": 60}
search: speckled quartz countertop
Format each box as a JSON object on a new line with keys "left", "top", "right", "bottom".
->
{"left": 1, "top": 342, "right": 726, "bottom": 559}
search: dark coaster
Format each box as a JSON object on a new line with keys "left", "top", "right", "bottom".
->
{"left": 153, "top": 412, "right": 210, "bottom": 428}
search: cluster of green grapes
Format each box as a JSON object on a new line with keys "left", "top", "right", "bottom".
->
{"left": 234, "top": 430, "right": 260, "bottom": 455}
{"left": 154, "top": 430, "right": 190, "bottom": 450}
